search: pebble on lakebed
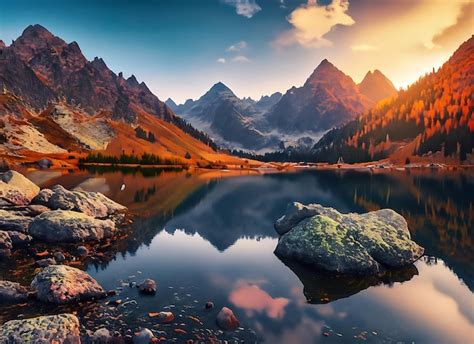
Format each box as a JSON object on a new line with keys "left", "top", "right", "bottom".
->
{"left": 138, "top": 278, "right": 157, "bottom": 295}
{"left": 274, "top": 202, "right": 424, "bottom": 275}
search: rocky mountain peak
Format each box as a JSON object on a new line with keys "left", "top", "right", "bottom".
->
{"left": 209, "top": 82, "right": 233, "bottom": 93}
{"left": 358, "top": 69, "right": 397, "bottom": 102}
{"left": 21, "top": 24, "right": 55, "bottom": 41}
{"left": 304, "top": 59, "right": 354, "bottom": 88}
{"left": 90, "top": 57, "right": 108, "bottom": 71}
{"left": 126, "top": 74, "right": 139, "bottom": 87}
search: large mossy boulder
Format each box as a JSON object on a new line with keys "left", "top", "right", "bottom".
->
{"left": 0, "top": 170, "right": 40, "bottom": 206}
{"left": 274, "top": 202, "right": 424, "bottom": 275}
{"left": 0, "top": 313, "right": 80, "bottom": 343}
{"left": 28, "top": 210, "right": 116, "bottom": 243}
{"left": 31, "top": 265, "right": 105, "bottom": 304}
{"left": 32, "top": 184, "right": 126, "bottom": 218}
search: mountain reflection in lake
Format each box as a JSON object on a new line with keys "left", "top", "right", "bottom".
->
{"left": 10, "top": 168, "right": 474, "bottom": 342}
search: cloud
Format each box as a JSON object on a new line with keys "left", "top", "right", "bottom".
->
{"left": 351, "top": 44, "right": 378, "bottom": 52}
{"left": 227, "top": 40, "right": 248, "bottom": 52}
{"left": 223, "top": 0, "right": 262, "bottom": 18}
{"left": 232, "top": 55, "right": 251, "bottom": 63}
{"left": 432, "top": 2, "right": 474, "bottom": 48}
{"left": 274, "top": 0, "right": 355, "bottom": 48}
{"left": 216, "top": 57, "right": 226, "bottom": 64}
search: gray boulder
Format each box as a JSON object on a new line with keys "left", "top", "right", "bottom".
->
{"left": 31, "top": 264, "right": 106, "bottom": 304}
{"left": 32, "top": 185, "right": 126, "bottom": 218}
{"left": 6, "top": 231, "right": 32, "bottom": 246}
{"left": 0, "top": 280, "right": 29, "bottom": 303}
{"left": 274, "top": 203, "right": 424, "bottom": 275}
{"left": 0, "top": 313, "right": 80, "bottom": 343}
{"left": 0, "top": 170, "right": 40, "bottom": 205}
{"left": 28, "top": 210, "right": 116, "bottom": 243}
{"left": 0, "top": 231, "right": 12, "bottom": 257}
{"left": 0, "top": 209, "right": 33, "bottom": 232}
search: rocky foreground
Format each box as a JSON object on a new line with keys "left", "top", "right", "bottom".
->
{"left": 274, "top": 202, "right": 424, "bottom": 275}
{"left": 0, "top": 170, "right": 243, "bottom": 343}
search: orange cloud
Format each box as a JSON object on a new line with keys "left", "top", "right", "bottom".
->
{"left": 229, "top": 281, "right": 290, "bottom": 319}
{"left": 274, "top": 0, "right": 354, "bottom": 48}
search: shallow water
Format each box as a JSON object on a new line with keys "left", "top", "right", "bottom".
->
{"left": 2, "top": 168, "right": 474, "bottom": 343}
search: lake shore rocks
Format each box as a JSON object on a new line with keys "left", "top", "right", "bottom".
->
{"left": 28, "top": 210, "right": 116, "bottom": 243}
{"left": 0, "top": 280, "right": 29, "bottom": 303}
{"left": 0, "top": 313, "right": 80, "bottom": 344}
{"left": 274, "top": 202, "right": 424, "bottom": 275}
{"left": 31, "top": 264, "right": 106, "bottom": 304}
{"left": 0, "top": 209, "right": 33, "bottom": 232}
{"left": 32, "top": 184, "right": 126, "bottom": 218}
{"left": 0, "top": 170, "right": 128, "bottom": 260}
{"left": 0, "top": 170, "right": 40, "bottom": 206}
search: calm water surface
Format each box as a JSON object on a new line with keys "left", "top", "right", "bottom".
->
{"left": 3, "top": 168, "right": 474, "bottom": 343}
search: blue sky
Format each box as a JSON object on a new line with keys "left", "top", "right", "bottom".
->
{"left": 1, "top": 0, "right": 471, "bottom": 103}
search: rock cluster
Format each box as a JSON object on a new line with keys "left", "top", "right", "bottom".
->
{"left": 0, "top": 170, "right": 126, "bottom": 258}
{"left": 274, "top": 202, "right": 424, "bottom": 275}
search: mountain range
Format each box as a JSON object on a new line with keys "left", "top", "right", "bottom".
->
{"left": 254, "top": 35, "right": 473, "bottom": 164}
{"left": 0, "top": 25, "right": 245, "bottom": 167}
{"left": 169, "top": 59, "right": 397, "bottom": 152}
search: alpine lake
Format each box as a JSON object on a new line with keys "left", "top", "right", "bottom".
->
{"left": 0, "top": 166, "right": 472, "bottom": 343}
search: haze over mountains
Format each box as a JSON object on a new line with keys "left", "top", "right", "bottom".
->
{"left": 170, "top": 59, "right": 397, "bottom": 152}
{"left": 0, "top": 24, "right": 246, "bottom": 166}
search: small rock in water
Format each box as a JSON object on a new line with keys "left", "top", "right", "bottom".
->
{"left": 76, "top": 245, "right": 89, "bottom": 257}
{"left": 216, "top": 307, "right": 240, "bottom": 331}
{"left": 205, "top": 301, "right": 214, "bottom": 310}
{"left": 36, "top": 257, "right": 57, "bottom": 267}
{"left": 138, "top": 279, "right": 157, "bottom": 295}
{"left": 93, "top": 327, "right": 111, "bottom": 343}
{"left": 53, "top": 251, "right": 66, "bottom": 262}
{"left": 156, "top": 311, "right": 174, "bottom": 323}
{"left": 133, "top": 328, "right": 155, "bottom": 344}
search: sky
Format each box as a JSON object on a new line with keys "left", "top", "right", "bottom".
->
{"left": 0, "top": 0, "right": 472, "bottom": 103}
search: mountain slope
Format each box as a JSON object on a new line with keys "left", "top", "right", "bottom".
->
{"left": 358, "top": 70, "right": 397, "bottom": 103}
{"left": 263, "top": 59, "right": 374, "bottom": 134}
{"left": 313, "top": 35, "right": 474, "bottom": 164}
{"left": 0, "top": 24, "right": 250, "bottom": 166}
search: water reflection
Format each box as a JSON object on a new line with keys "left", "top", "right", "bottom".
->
{"left": 13, "top": 166, "right": 473, "bottom": 343}
{"left": 278, "top": 257, "right": 419, "bottom": 304}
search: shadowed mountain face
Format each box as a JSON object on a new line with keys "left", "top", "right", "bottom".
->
{"left": 263, "top": 59, "right": 374, "bottom": 134}
{"left": 172, "top": 82, "right": 278, "bottom": 150}
{"left": 358, "top": 69, "right": 397, "bottom": 103}
{"left": 172, "top": 62, "right": 395, "bottom": 152}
